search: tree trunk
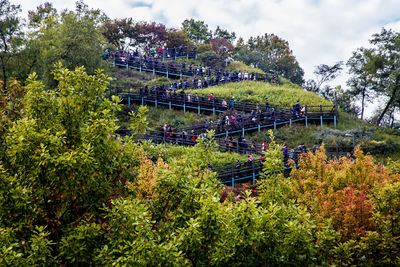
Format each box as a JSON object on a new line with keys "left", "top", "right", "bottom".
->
{"left": 1, "top": 34, "right": 8, "bottom": 92}
{"left": 390, "top": 107, "right": 395, "bottom": 128}
{"left": 376, "top": 92, "right": 396, "bottom": 126}
{"left": 361, "top": 87, "right": 366, "bottom": 120}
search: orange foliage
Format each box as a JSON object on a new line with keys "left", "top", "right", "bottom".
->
{"left": 318, "top": 185, "right": 375, "bottom": 239}
{"left": 290, "top": 144, "right": 400, "bottom": 240}
{"left": 126, "top": 152, "right": 168, "bottom": 200}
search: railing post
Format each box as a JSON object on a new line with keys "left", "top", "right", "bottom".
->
{"left": 252, "top": 160, "right": 256, "bottom": 185}
{"left": 258, "top": 124, "right": 260, "bottom": 133}
{"left": 169, "top": 99, "right": 171, "bottom": 110}
{"left": 155, "top": 98, "right": 157, "bottom": 108}
{"left": 334, "top": 92, "right": 338, "bottom": 117}
{"left": 141, "top": 96, "right": 144, "bottom": 106}
{"left": 334, "top": 115, "right": 337, "bottom": 128}
{"left": 184, "top": 95, "right": 186, "bottom": 113}
{"left": 290, "top": 118, "right": 292, "bottom": 127}
{"left": 226, "top": 130, "right": 228, "bottom": 137}
{"left": 242, "top": 128, "right": 245, "bottom": 137}
{"left": 198, "top": 103, "right": 200, "bottom": 115}
{"left": 305, "top": 116, "right": 308, "bottom": 128}
{"left": 320, "top": 115, "right": 323, "bottom": 128}
{"left": 232, "top": 164, "right": 235, "bottom": 188}
{"left": 274, "top": 120, "right": 276, "bottom": 130}
{"left": 186, "top": 46, "right": 189, "bottom": 59}
{"left": 128, "top": 96, "right": 131, "bottom": 106}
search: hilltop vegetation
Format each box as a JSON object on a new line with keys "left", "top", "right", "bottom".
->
{"left": 198, "top": 80, "right": 332, "bottom": 107}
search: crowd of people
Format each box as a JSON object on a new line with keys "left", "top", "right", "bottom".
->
{"left": 103, "top": 45, "right": 196, "bottom": 61}
{"left": 106, "top": 47, "right": 278, "bottom": 84}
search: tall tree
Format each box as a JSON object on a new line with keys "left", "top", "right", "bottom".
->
{"left": 166, "top": 29, "right": 193, "bottom": 48}
{"left": 347, "top": 48, "right": 373, "bottom": 120}
{"left": 26, "top": 1, "right": 107, "bottom": 87}
{"left": 213, "top": 26, "right": 236, "bottom": 43}
{"left": 0, "top": 0, "right": 23, "bottom": 91}
{"left": 181, "top": 19, "right": 212, "bottom": 44}
{"left": 102, "top": 18, "right": 141, "bottom": 50}
{"left": 136, "top": 21, "right": 168, "bottom": 50}
{"left": 235, "top": 33, "right": 304, "bottom": 85}
{"left": 354, "top": 28, "right": 400, "bottom": 126}
{"left": 304, "top": 61, "right": 343, "bottom": 100}
{"left": 210, "top": 37, "right": 234, "bottom": 58}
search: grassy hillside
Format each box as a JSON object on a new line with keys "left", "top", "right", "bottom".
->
{"left": 196, "top": 81, "right": 332, "bottom": 108}
{"left": 117, "top": 105, "right": 217, "bottom": 130}
{"left": 112, "top": 63, "right": 400, "bottom": 160}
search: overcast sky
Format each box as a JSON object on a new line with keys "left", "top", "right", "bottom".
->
{"left": 14, "top": 0, "right": 400, "bottom": 115}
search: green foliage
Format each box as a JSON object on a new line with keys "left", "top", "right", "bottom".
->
{"left": 0, "top": 65, "right": 140, "bottom": 264}
{"left": 58, "top": 222, "right": 103, "bottom": 265}
{"left": 197, "top": 50, "right": 226, "bottom": 69}
{"left": 258, "top": 130, "right": 294, "bottom": 206}
{"left": 0, "top": 226, "right": 57, "bottom": 265}
{"left": 129, "top": 105, "right": 149, "bottom": 135}
{"left": 26, "top": 2, "right": 108, "bottom": 87}
{"left": 181, "top": 18, "right": 212, "bottom": 43}
{"left": 140, "top": 140, "right": 249, "bottom": 168}
{"left": 235, "top": 33, "right": 304, "bottom": 85}
{"left": 386, "top": 158, "right": 400, "bottom": 174}
{"left": 198, "top": 80, "right": 332, "bottom": 107}
{"left": 225, "top": 61, "right": 265, "bottom": 75}
{"left": 145, "top": 76, "right": 173, "bottom": 88}
{"left": 349, "top": 28, "right": 400, "bottom": 126}
{"left": 0, "top": 0, "right": 24, "bottom": 91}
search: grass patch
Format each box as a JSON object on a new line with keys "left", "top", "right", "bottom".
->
{"left": 195, "top": 81, "right": 332, "bottom": 108}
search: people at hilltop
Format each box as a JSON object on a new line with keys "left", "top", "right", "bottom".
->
{"left": 230, "top": 97, "right": 235, "bottom": 110}
{"left": 265, "top": 99, "right": 270, "bottom": 113}
{"left": 294, "top": 100, "right": 301, "bottom": 117}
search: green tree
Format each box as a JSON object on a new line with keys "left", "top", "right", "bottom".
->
{"left": 181, "top": 19, "right": 212, "bottom": 44}
{"left": 347, "top": 48, "right": 373, "bottom": 120}
{"left": 26, "top": 1, "right": 108, "bottom": 87}
{"left": 352, "top": 28, "right": 400, "bottom": 126}
{"left": 0, "top": 0, "right": 23, "bottom": 91}
{"left": 235, "top": 33, "right": 304, "bottom": 85}
{"left": 304, "top": 61, "right": 343, "bottom": 97}
{"left": 0, "top": 64, "right": 139, "bottom": 264}
{"left": 213, "top": 25, "right": 236, "bottom": 42}
{"left": 166, "top": 29, "right": 193, "bottom": 48}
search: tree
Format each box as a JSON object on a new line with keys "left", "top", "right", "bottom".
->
{"left": 235, "top": 33, "right": 304, "bottom": 85}
{"left": 166, "top": 29, "right": 193, "bottom": 48}
{"left": 304, "top": 61, "right": 343, "bottom": 96}
{"left": 213, "top": 26, "right": 236, "bottom": 42}
{"left": 347, "top": 48, "right": 373, "bottom": 120}
{"left": 102, "top": 18, "right": 141, "bottom": 50}
{"left": 0, "top": 64, "right": 140, "bottom": 264}
{"left": 0, "top": 0, "right": 23, "bottom": 91}
{"left": 181, "top": 19, "right": 212, "bottom": 44}
{"left": 27, "top": 2, "right": 56, "bottom": 28}
{"left": 136, "top": 21, "right": 168, "bottom": 50}
{"left": 25, "top": 2, "right": 108, "bottom": 87}
{"left": 210, "top": 37, "right": 234, "bottom": 58}
{"left": 349, "top": 29, "right": 400, "bottom": 126}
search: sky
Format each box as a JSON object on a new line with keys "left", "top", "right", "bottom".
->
{"left": 13, "top": 0, "right": 400, "bottom": 116}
